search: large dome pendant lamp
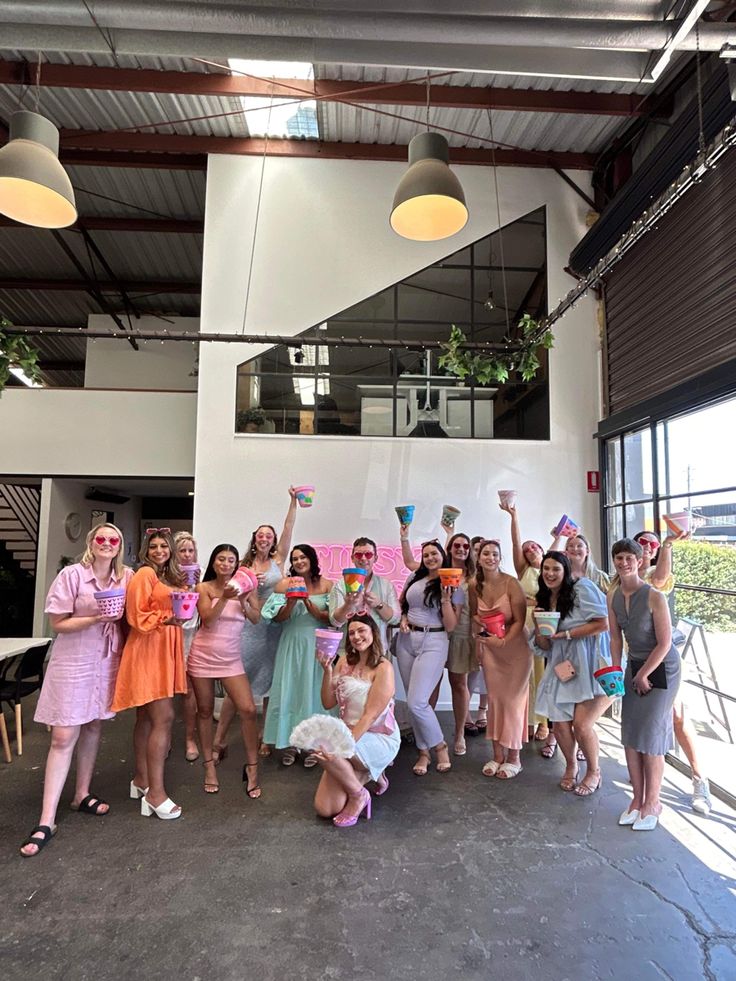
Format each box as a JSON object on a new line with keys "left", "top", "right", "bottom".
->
{"left": 389, "top": 131, "right": 468, "bottom": 242}
{"left": 0, "top": 110, "right": 77, "bottom": 228}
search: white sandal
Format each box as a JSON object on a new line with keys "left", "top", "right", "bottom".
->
{"left": 140, "top": 796, "right": 182, "bottom": 820}
{"left": 496, "top": 762, "right": 523, "bottom": 780}
{"left": 482, "top": 760, "right": 501, "bottom": 777}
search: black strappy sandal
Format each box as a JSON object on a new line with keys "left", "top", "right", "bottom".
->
{"left": 242, "top": 761, "right": 262, "bottom": 800}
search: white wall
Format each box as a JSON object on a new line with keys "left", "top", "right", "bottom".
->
{"left": 33, "top": 478, "right": 141, "bottom": 633}
{"left": 193, "top": 156, "right": 603, "bottom": 565}
{"left": 85, "top": 315, "right": 199, "bottom": 391}
{"left": 0, "top": 390, "right": 197, "bottom": 477}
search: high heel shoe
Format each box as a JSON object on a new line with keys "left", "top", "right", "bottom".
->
{"left": 129, "top": 781, "right": 148, "bottom": 800}
{"left": 333, "top": 788, "right": 371, "bottom": 828}
{"left": 212, "top": 743, "right": 228, "bottom": 766}
{"left": 203, "top": 759, "right": 219, "bottom": 794}
{"left": 435, "top": 742, "right": 452, "bottom": 773}
{"left": 140, "top": 796, "right": 182, "bottom": 820}
{"left": 242, "top": 761, "right": 262, "bottom": 799}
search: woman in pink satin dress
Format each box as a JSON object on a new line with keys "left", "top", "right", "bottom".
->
{"left": 469, "top": 539, "right": 532, "bottom": 780}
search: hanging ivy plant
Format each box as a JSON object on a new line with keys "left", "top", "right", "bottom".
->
{"left": 0, "top": 316, "right": 42, "bottom": 393}
{"left": 438, "top": 314, "right": 554, "bottom": 385}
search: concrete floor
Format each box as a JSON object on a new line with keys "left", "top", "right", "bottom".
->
{"left": 1, "top": 709, "right": 735, "bottom": 981}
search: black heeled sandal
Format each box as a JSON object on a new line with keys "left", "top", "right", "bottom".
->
{"left": 242, "top": 761, "right": 262, "bottom": 800}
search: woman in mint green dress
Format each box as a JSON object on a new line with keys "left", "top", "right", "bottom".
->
{"left": 261, "top": 544, "right": 335, "bottom": 765}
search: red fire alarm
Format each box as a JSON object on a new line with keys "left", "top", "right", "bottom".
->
{"left": 587, "top": 470, "right": 600, "bottom": 493}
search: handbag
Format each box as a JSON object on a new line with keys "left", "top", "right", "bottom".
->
{"left": 553, "top": 659, "right": 576, "bottom": 683}
{"left": 629, "top": 658, "right": 668, "bottom": 690}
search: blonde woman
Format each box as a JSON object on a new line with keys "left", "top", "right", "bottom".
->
{"left": 174, "top": 531, "right": 201, "bottom": 762}
{"left": 20, "top": 523, "right": 132, "bottom": 857}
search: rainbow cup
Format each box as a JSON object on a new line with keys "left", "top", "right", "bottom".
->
{"left": 395, "top": 505, "right": 415, "bottom": 525}
{"left": 534, "top": 610, "right": 561, "bottom": 637}
{"left": 343, "top": 567, "right": 367, "bottom": 594}
{"left": 315, "top": 628, "right": 343, "bottom": 663}
{"left": 481, "top": 611, "right": 506, "bottom": 638}
{"left": 172, "top": 591, "right": 199, "bottom": 620}
{"left": 294, "top": 485, "right": 315, "bottom": 508}
{"left": 439, "top": 567, "right": 463, "bottom": 588}
{"left": 442, "top": 504, "right": 461, "bottom": 526}
{"left": 594, "top": 666, "right": 625, "bottom": 698}
{"left": 93, "top": 588, "right": 126, "bottom": 620}
{"left": 286, "top": 576, "right": 308, "bottom": 598}
{"left": 553, "top": 514, "right": 579, "bottom": 537}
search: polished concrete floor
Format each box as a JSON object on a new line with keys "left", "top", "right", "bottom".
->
{"left": 1, "top": 708, "right": 735, "bottom": 981}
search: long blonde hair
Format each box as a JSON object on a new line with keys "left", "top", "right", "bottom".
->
{"left": 80, "top": 522, "right": 126, "bottom": 579}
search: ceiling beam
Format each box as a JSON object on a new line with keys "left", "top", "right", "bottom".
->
{"left": 0, "top": 278, "right": 200, "bottom": 294}
{"left": 0, "top": 216, "right": 204, "bottom": 233}
{"left": 0, "top": 60, "right": 647, "bottom": 117}
{"left": 58, "top": 130, "right": 596, "bottom": 170}
{"left": 38, "top": 361, "right": 86, "bottom": 372}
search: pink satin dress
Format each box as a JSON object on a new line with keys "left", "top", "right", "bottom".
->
{"left": 477, "top": 593, "right": 533, "bottom": 751}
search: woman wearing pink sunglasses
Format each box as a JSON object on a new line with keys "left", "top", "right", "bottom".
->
{"left": 20, "top": 523, "right": 133, "bottom": 857}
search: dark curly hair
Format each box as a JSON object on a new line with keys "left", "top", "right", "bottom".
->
{"left": 535, "top": 550, "right": 576, "bottom": 621}
{"left": 345, "top": 614, "right": 385, "bottom": 669}
{"left": 400, "top": 540, "right": 447, "bottom": 613}
{"left": 288, "top": 543, "right": 321, "bottom": 583}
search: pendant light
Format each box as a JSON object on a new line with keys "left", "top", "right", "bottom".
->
{"left": 390, "top": 131, "right": 468, "bottom": 242}
{"left": 0, "top": 110, "right": 77, "bottom": 228}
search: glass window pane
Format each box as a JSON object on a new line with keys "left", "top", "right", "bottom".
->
{"left": 606, "top": 506, "right": 624, "bottom": 548}
{"left": 657, "top": 395, "right": 736, "bottom": 497}
{"left": 606, "top": 437, "right": 622, "bottom": 505}
{"left": 625, "top": 501, "right": 654, "bottom": 539}
{"left": 623, "top": 427, "right": 652, "bottom": 500}
{"left": 397, "top": 267, "right": 471, "bottom": 323}
{"left": 658, "top": 491, "right": 736, "bottom": 546}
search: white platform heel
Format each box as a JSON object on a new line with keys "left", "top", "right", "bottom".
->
{"left": 130, "top": 781, "right": 148, "bottom": 799}
{"left": 140, "top": 796, "right": 182, "bottom": 820}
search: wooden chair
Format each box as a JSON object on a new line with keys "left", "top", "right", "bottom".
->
{"left": 0, "top": 642, "right": 50, "bottom": 757}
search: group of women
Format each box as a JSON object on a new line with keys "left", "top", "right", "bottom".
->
{"left": 19, "top": 488, "right": 692, "bottom": 855}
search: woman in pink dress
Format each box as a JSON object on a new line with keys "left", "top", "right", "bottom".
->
{"left": 188, "top": 544, "right": 263, "bottom": 798}
{"left": 20, "top": 523, "right": 132, "bottom": 857}
{"left": 469, "top": 539, "right": 532, "bottom": 780}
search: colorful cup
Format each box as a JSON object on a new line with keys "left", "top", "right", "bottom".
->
{"left": 228, "top": 567, "right": 259, "bottom": 595}
{"left": 315, "top": 628, "right": 343, "bottom": 663}
{"left": 498, "top": 489, "right": 517, "bottom": 508}
{"left": 171, "top": 591, "right": 199, "bottom": 620}
{"left": 294, "top": 485, "right": 315, "bottom": 508}
{"left": 662, "top": 511, "right": 690, "bottom": 536}
{"left": 286, "top": 575, "right": 308, "bottom": 598}
{"left": 553, "top": 514, "right": 579, "bottom": 537}
{"left": 481, "top": 611, "right": 506, "bottom": 638}
{"left": 180, "top": 563, "right": 201, "bottom": 587}
{"left": 534, "top": 610, "right": 561, "bottom": 637}
{"left": 343, "top": 567, "right": 367, "bottom": 594}
{"left": 93, "top": 588, "right": 126, "bottom": 620}
{"left": 439, "top": 567, "right": 463, "bottom": 588}
{"left": 442, "top": 504, "right": 461, "bottom": 526}
{"left": 395, "top": 505, "right": 415, "bottom": 525}
{"left": 594, "top": 666, "right": 625, "bottom": 698}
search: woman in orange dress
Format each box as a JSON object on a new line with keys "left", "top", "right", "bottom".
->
{"left": 111, "top": 529, "right": 188, "bottom": 820}
{"left": 469, "top": 539, "right": 532, "bottom": 780}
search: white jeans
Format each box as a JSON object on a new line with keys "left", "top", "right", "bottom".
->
{"left": 396, "top": 630, "right": 448, "bottom": 750}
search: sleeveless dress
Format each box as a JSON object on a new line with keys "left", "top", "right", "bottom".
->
{"left": 534, "top": 578, "right": 610, "bottom": 723}
{"left": 334, "top": 670, "right": 401, "bottom": 780}
{"left": 612, "top": 584, "right": 681, "bottom": 755}
{"left": 477, "top": 592, "right": 533, "bottom": 750}
{"left": 35, "top": 563, "right": 133, "bottom": 726}
{"left": 519, "top": 564, "right": 546, "bottom": 728}
{"left": 241, "top": 559, "right": 283, "bottom": 698}
{"left": 111, "top": 567, "right": 186, "bottom": 711}
{"left": 261, "top": 591, "right": 336, "bottom": 748}
{"left": 187, "top": 597, "right": 247, "bottom": 678}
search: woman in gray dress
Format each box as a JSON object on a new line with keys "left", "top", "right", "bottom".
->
{"left": 608, "top": 538, "right": 681, "bottom": 832}
{"left": 213, "top": 487, "right": 298, "bottom": 759}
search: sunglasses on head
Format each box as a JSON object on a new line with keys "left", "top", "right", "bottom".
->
{"left": 353, "top": 550, "right": 375, "bottom": 560}
{"left": 94, "top": 535, "right": 120, "bottom": 547}
{"left": 145, "top": 527, "right": 171, "bottom": 536}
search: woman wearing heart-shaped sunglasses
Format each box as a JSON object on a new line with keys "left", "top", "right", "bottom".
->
{"left": 20, "top": 523, "right": 132, "bottom": 857}
{"left": 111, "top": 529, "right": 189, "bottom": 820}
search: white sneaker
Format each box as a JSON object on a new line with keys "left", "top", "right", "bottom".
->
{"left": 691, "top": 776, "right": 712, "bottom": 815}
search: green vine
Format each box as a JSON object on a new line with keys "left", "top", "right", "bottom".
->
{"left": 438, "top": 314, "right": 554, "bottom": 385}
{"left": 0, "top": 316, "right": 42, "bottom": 393}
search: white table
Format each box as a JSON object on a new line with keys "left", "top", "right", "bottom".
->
{"left": 0, "top": 637, "right": 51, "bottom": 762}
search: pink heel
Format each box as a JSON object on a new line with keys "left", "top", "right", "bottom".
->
{"left": 333, "top": 788, "right": 371, "bottom": 828}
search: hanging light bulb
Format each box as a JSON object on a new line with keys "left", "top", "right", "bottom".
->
{"left": 390, "top": 132, "right": 468, "bottom": 242}
{"left": 0, "top": 110, "right": 77, "bottom": 228}
{"left": 483, "top": 290, "right": 495, "bottom": 312}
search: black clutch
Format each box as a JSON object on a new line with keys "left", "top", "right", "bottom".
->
{"left": 629, "top": 658, "right": 668, "bottom": 690}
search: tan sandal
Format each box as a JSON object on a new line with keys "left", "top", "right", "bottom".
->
{"left": 435, "top": 742, "right": 451, "bottom": 773}
{"left": 412, "top": 751, "right": 431, "bottom": 776}
{"left": 559, "top": 769, "right": 579, "bottom": 792}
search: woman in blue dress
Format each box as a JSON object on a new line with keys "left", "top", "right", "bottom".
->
{"left": 261, "top": 544, "right": 335, "bottom": 766}
{"left": 534, "top": 551, "right": 612, "bottom": 797}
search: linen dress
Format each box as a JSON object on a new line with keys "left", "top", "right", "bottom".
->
{"left": 241, "top": 559, "right": 283, "bottom": 698}
{"left": 110, "top": 566, "right": 187, "bottom": 711}
{"left": 477, "top": 592, "right": 533, "bottom": 750}
{"left": 613, "top": 584, "right": 681, "bottom": 755}
{"left": 534, "top": 577, "right": 611, "bottom": 723}
{"left": 518, "top": 564, "right": 547, "bottom": 728}
{"left": 334, "top": 670, "right": 400, "bottom": 780}
{"left": 35, "top": 562, "right": 133, "bottom": 727}
{"left": 261, "top": 591, "right": 336, "bottom": 748}
{"left": 187, "top": 597, "right": 247, "bottom": 679}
